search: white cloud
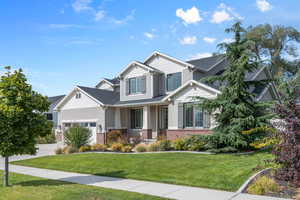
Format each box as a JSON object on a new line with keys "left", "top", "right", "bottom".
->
{"left": 256, "top": 0, "right": 272, "bottom": 12}
{"left": 144, "top": 32, "right": 155, "bottom": 39}
{"left": 180, "top": 36, "right": 197, "bottom": 45}
{"left": 203, "top": 37, "right": 216, "bottom": 43}
{"left": 111, "top": 10, "right": 135, "bottom": 24}
{"left": 176, "top": 6, "right": 202, "bottom": 24}
{"left": 94, "top": 10, "right": 105, "bottom": 21}
{"left": 72, "top": 0, "right": 93, "bottom": 12}
{"left": 211, "top": 3, "right": 243, "bottom": 24}
{"left": 221, "top": 38, "right": 235, "bottom": 43}
{"left": 189, "top": 53, "right": 212, "bottom": 60}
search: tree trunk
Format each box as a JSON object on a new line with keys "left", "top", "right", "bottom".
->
{"left": 3, "top": 156, "right": 9, "bottom": 187}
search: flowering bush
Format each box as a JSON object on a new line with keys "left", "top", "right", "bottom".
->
{"left": 135, "top": 144, "right": 148, "bottom": 152}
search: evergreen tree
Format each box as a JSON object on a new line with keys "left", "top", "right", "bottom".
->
{"left": 200, "top": 22, "right": 273, "bottom": 149}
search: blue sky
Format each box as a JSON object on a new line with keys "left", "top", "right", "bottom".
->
{"left": 0, "top": 0, "right": 300, "bottom": 96}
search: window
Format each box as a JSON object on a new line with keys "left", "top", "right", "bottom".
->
{"left": 75, "top": 92, "right": 81, "bottom": 99}
{"left": 131, "top": 108, "right": 143, "bottom": 129}
{"left": 46, "top": 113, "right": 53, "bottom": 120}
{"left": 160, "top": 107, "right": 168, "bottom": 129}
{"left": 127, "top": 76, "right": 146, "bottom": 95}
{"left": 89, "top": 122, "right": 96, "bottom": 127}
{"left": 166, "top": 72, "right": 182, "bottom": 91}
{"left": 183, "top": 103, "right": 205, "bottom": 128}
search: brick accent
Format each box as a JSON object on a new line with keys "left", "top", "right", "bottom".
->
{"left": 166, "top": 129, "right": 213, "bottom": 140}
{"left": 96, "top": 133, "right": 106, "bottom": 144}
{"left": 141, "top": 129, "right": 152, "bottom": 139}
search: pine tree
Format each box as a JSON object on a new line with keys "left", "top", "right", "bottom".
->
{"left": 200, "top": 22, "right": 273, "bottom": 149}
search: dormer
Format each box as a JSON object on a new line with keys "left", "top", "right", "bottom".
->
{"left": 96, "top": 78, "right": 120, "bottom": 92}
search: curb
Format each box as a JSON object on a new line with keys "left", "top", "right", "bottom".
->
{"left": 227, "top": 168, "right": 272, "bottom": 200}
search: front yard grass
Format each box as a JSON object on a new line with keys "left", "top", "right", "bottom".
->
{"left": 0, "top": 170, "right": 167, "bottom": 200}
{"left": 13, "top": 152, "right": 272, "bottom": 191}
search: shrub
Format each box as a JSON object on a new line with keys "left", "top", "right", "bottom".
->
{"left": 79, "top": 145, "right": 91, "bottom": 152}
{"left": 37, "top": 132, "right": 56, "bottom": 144}
{"left": 184, "top": 136, "right": 207, "bottom": 151}
{"left": 64, "top": 126, "right": 92, "bottom": 149}
{"left": 247, "top": 176, "right": 280, "bottom": 195}
{"left": 107, "top": 130, "right": 127, "bottom": 144}
{"left": 173, "top": 138, "right": 186, "bottom": 151}
{"left": 148, "top": 142, "right": 160, "bottom": 152}
{"left": 121, "top": 145, "right": 133, "bottom": 153}
{"left": 111, "top": 143, "right": 123, "bottom": 152}
{"left": 188, "top": 142, "right": 206, "bottom": 151}
{"left": 63, "top": 146, "right": 78, "bottom": 154}
{"left": 135, "top": 144, "right": 148, "bottom": 152}
{"left": 158, "top": 140, "right": 173, "bottom": 151}
{"left": 208, "top": 146, "right": 238, "bottom": 153}
{"left": 272, "top": 99, "right": 300, "bottom": 185}
{"left": 91, "top": 144, "right": 107, "bottom": 151}
{"left": 55, "top": 147, "right": 63, "bottom": 155}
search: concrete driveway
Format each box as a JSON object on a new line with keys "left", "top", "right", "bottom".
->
{"left": 0, "top": 143, "right": 62, "bottom": 165}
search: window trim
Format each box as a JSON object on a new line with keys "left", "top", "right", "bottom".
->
{"left": 183, "top": 102, "right": 205, "bottom": 129}
{"left": 166, "top": 72, "right": 182, "bottom": 92}
{"left": 128, "top": 76, "right": 145, "bottom": 95}
{"left": 130, "top": 108, "right": 143, "bottom": 129}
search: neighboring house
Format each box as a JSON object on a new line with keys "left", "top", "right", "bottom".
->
{"left": 47, "top": 95, "right": 66, "bottom": 128}
{"left": 54, "top": 51, "right": 279, "bottom": 144}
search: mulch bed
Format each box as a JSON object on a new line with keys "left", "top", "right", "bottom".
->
{"left": 243, "top": 169, "right": 297, "bottom": 199}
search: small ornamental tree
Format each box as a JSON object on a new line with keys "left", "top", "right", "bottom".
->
{"left": 273, "top": 93, "right": 300, "bottom": 186}
{"left": 199, "top": 22, "right": 273, "bottom": 149}
{"left": 0, "top": 66, "right": 52, "bottom": 186}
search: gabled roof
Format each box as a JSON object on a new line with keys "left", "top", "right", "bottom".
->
{"left": 162, "top": 80, "right": 221, "bottom": 102}
{"left": 96, "top": 77, "right": 120, "bottom": 88}
{"left": 144, "top": 51, "right": 194, "bottom": 69}
{"left": 77, "top": 86, "right": 120, "bottom": 105}
{"left": 48, "top": 95, "right": 65, "bottom": 112}
{"left": 187, "top": 54, "right": 226, "bottom": 72}
{"left": 118, "top": 61, "right": 162, "bottom": 77}
{"left": 104, "top": 78, "right": 120, "bottom": 85}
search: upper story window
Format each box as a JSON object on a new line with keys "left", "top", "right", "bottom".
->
{"left": 75, "top": 92, "right": 81, "bottom": 99}
{"left": 166, "top": 72, "right": 182, "bottom": 92}
{"left": 126, "top": 76, "right": 146, "bottom": 95}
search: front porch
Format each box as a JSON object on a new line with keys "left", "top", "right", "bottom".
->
{"left": 109, "top": 105, "right": 169, "bottom": 140}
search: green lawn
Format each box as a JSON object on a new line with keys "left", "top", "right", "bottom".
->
{"left": 0, "top": 170, "right": 167, "bottom": 200}
{"left": 13, "top": 152, "right": 272, "bottom": 191}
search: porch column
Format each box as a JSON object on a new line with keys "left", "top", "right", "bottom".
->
{"left": 142, "top": 105, "right": 152, "bottom": 139}
{"left": 115, "top": 107, "right": 121, "bottom": 129}
{"left": 143, "top": 105, "right": 151, "bottom": 129}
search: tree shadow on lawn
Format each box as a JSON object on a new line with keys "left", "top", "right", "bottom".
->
{"left": 16, "top": 179, "right": 74, "bottom": 187}
{"left": 56, "top": 171, "right": 130, "bottom": 185}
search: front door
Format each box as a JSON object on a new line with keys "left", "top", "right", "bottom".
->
{"left": 159, "top": 106, "right": 168, "bottom": 138}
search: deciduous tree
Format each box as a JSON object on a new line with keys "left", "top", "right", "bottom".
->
{"left": 0, "top": 66, "right": 52, "bottom": 186}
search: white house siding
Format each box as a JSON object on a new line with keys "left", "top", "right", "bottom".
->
{"left": 146, "top": 55, "right": 193, "bottom": 95}
{"left": 120, "top": 65, "right": 153, "bottom": 101}
{"left": 168, "top": 84, "right": 218, "bottom": 129}
{"left": 58, "top": 90, "right": 105, "bottom": 144}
